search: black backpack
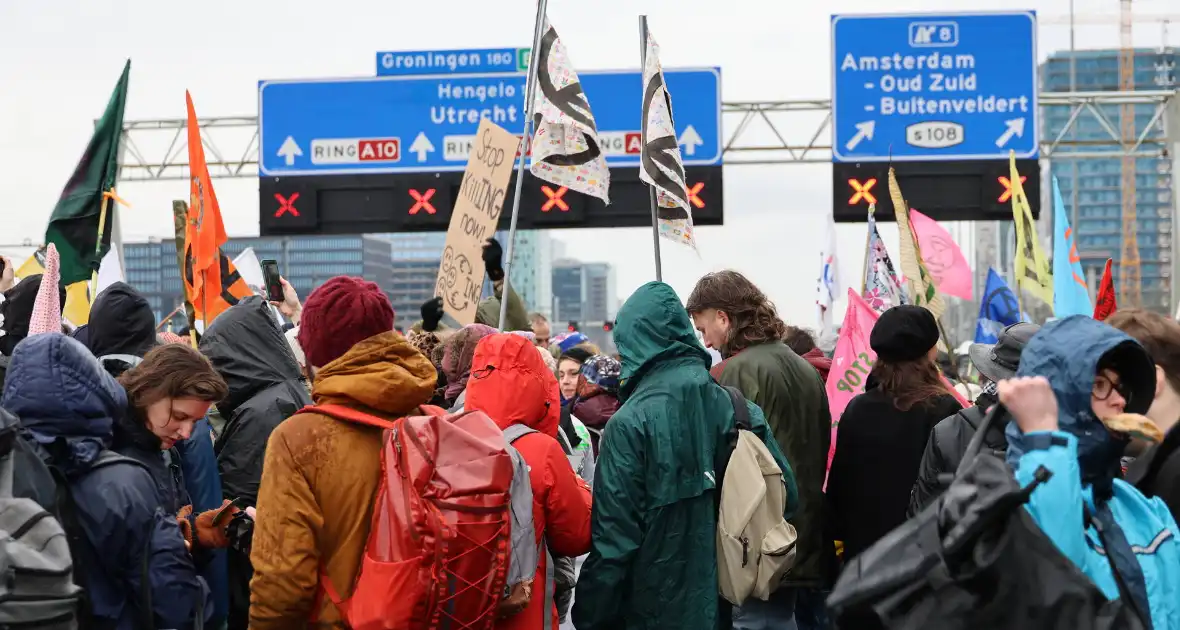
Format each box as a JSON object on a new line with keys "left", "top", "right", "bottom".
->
{"left": 826, "top": 404, "right": 1150, "bottom": 630}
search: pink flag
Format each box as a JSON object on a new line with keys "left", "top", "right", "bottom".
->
{"left": 27, "top": 244, "right": 63, "bottom": 336}
{"left": 909, "top": 209, "right": 973, "bottom": 301}
{"left": 825, "top": 290, "right": 880, "bottom": 475}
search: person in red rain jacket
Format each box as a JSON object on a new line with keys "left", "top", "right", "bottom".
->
{"left": 465, "top": 332, "right": 593, "bottom": 630}
{"left": 784, "top": 325, "right": 832, "bottom": 383}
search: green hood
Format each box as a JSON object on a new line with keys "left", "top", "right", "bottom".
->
{"left": 614, "top": 282, "right": 710, "bottom": 400}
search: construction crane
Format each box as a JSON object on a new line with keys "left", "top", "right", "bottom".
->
{"left": 1118, "top": 0, "right": 1143, "bottom": 307}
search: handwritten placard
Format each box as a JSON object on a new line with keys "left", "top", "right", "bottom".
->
{"left": 435, "top": 118, "right": 520, "bottom": 325}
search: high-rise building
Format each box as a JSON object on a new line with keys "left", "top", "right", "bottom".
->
{"left": 1040, "top": 47, "right": 1178, "bottom": 312}
{"left": 551, "top": 259, "right": 617, "bottom": 324}
{"left": 123, "top": 235, "right": 396, "bottom": 325}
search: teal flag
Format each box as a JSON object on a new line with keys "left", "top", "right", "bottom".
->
{"left": 1051, "top": 177, "right": 1092, "bottom": 317}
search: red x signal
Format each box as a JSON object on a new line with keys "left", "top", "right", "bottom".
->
{"left": 848, "top": 178, "right": 877, "bottom": 205}
{"left": 998, "top": 175, "right": 1027, "bottom": 203}
{"left": 274, "top": 193, "right": 300, "bottom": 217}
{"left": 687, "top": 182, "right": 705, "bottom": 209}
{"left": 409, "top": 188, "right": 437, "bottom": 215}
{"left": 541, "top": 185, "right": 569, "bottom": 212}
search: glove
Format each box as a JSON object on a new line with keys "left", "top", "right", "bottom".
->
{"left": 482, "top": 238, "right": 505, "bottom": 282}
{"left": 194, "top": 499, "right": 239, "bottom": 549}
{"left": 420, "top": 296, "right": 445, "bottom": 332}
{"left": 176, "top": 505, "right": 194, "bottom": 552}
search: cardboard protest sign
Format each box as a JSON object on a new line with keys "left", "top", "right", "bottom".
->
{"left": 435, "top": 118, "right": 520, "bottom": 326}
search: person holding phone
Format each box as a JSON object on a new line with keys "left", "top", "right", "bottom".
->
{"left": 262, "top": 260, "right": 302, "bottom": 328}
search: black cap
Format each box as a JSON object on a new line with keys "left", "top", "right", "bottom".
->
{"left": 869, "top": 305, "right": 940, "bottom": 362}
{"left": 968, "top": 322, "right": 1040, "bottom": 383}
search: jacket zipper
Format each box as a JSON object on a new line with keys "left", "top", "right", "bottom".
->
{"left": 392, "top": 427, "right": 420, "bottom": 544}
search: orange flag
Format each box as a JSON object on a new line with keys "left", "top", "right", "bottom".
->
{"left": 1094, "top": 259, "right": 1117, "bottom": 322}
{"left": 184, "top": 92, "right": 251, "bottom": 324}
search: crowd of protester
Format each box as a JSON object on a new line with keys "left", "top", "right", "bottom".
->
{"left": 1, "top": 237, "right": 1179, "bottom": 629}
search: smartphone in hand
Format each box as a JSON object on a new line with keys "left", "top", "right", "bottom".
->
{"left": 261, "top": 259, "right": 283, "bottom": 302}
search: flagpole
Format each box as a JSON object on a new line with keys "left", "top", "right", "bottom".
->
{"left": 89, "top": 191, "right": 112, "bottom": 297}
{"left": 639, "top": 15, "right": 664, "bottom": 282}
{"left": 497, "top": 0, "right": 548, "bottom": 331}
{"left": 860, "top": 204, "right": 874, "bottom": 295}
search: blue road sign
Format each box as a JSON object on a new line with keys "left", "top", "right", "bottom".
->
{"left": 831, "top": 11, "right": 1038, "bottom": 162}
{"left": 258, "top": 67, "right": 721, "bottom": 176}
{"left": 376, "top": 47, "right": 531, "bottom": 77}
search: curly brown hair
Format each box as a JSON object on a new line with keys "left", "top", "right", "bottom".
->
{"left": 118, "top": 344, "right": 228, "bottom": 410}
{"left": 686, "top": 270, "right": 787, "bottom": 357}
{"left": 870, "top": 356, "right": 955, "bottom": 411}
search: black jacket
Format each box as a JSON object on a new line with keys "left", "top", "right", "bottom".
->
{"left": 826, "top": 381, "right": 961, "bottom": 562}
{"left": 907, "top": 396, "right": 1007, "bottom": 517}
{"left": 1126, "top": 423, "right": 1180, "bottom": 525}
{"left": 198, "top": 296, "right": 310, "bottom": 505}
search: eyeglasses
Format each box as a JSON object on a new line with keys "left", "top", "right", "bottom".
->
{"left": 1092, "top": 373, "right": 1131, "bottom": 403}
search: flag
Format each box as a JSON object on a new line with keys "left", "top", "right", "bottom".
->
{"left": 1052, "top": 177, "right": 1092, "bottom": 317}
{"left": 1094, "top": 259, "right": 1117, "bottom": 322}
{"left": 825, "top": 289, "right": 879, "bottom": 475}
{"left": 975, "top": 268, "right": 1025, "bottom": 343}
{"left": 1009, "top": 152, "right": 1054, "bottom": 308}
{"left": 44, "top": 60, "right": 130, "bottom": 285}
{"left": 639, "top": 28, "right": 695, "bottom": 249}
{"left": 862, "top": 208, "right": 908, "bottom": 313}
{"left": 909, "top": 209, "right": 973, "bottom": 301}
{"left": 184, "top": 93, "right": 251, "bottom": 325}
{"left": 817, "top": 216, "right": 840, "bottom": 334}
{"left": 888, "top": 168, "right": 946, "bottom": 318}
{"left": 529, "top": 20, "right": 610, "bottom": 202}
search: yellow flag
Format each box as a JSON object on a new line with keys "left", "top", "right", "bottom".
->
{"left": 888, "top": 168, "right": 946, "bottom": 319}
{"left": 1008, "top": 151, "right": 1054, "bottom": 307}
{"left": 15, "top": 254, "right": 43, "bottom": 278}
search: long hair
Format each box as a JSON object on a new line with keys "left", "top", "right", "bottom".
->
{"left": 870, "top": 356, "right": 954, "bottom": 412}
{"left": 686, "top": 270, "right": 787, "bottom": 357}
{"left": 118, "top": 343, "right": 228, "bottom": 411}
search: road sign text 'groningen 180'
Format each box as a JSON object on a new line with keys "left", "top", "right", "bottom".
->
{"left": 831, "top": 11, "right": 1038, "bottom": 162}
{"left": 258, "top": 66, "right": 721, "bottom": 177}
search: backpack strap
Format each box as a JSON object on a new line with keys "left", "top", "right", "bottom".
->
{"left": 722, "top": 386, "right": 752, "bottom": 431}
{"left": 714, "top": 384, "right": 751, "bottom": 515}
{"left": 502, "top": 424, "right": 538, "bottom": 445}
{"left": 299, "top": 404, "right": 398, "bottom": 430}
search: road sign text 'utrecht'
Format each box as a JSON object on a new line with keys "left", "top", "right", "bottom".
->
{"left": 831, "top": 11, "right": 1038, "bottom": 162}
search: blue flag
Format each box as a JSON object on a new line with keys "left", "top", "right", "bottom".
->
{"left": 1052, "top": 177, "right": 1092, "bottom": 317}
{"left": 975, "top": 268, "right": 1024, "bottom": 343}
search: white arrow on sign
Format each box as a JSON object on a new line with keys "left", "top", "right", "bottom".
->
{"left": 844, "top": 120, "right": 875, "bottom": 152}
{"left": 994, "top": 118, "right": 1026, "bottom": 148}
{"left": 277, "top": 136, "right": 302, "bottom": 166}
{"left": 678, "top": 125, "right": 703, "bottom": 156}
{"left": 410, "top": 132, "right": 435, "bottom": 162}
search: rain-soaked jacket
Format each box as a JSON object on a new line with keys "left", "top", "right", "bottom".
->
{"left": 573, "top": 282, "right": 795, "bottom": 630}
{"left": 248, "top": 331, "right": 438, "bottom": 628}
{"left": 1, "top": 333, "right": 211, "bottom": 629}
{"left": 465, "top": 333, "right": 593, "bottom": 630}
{"left": 86, "top": 282, "right": 157, "bottom": 370}
{"left": 1008, "top": 316, "right": 1180, "bottom": 628}
{"left": 199, "top": 296, "right": 311, "bottom": 628}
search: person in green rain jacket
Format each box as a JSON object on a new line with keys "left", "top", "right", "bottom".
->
{"left": 572, "top": 282, "right": 798, "bottom": 630}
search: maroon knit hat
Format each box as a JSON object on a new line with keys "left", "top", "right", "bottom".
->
{"left": 297, "top": 276, "right": 395, "bottom": 368}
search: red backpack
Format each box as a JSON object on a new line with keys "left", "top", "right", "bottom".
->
{"left": 308, "top": 404, "right": 519, "bottom": 630}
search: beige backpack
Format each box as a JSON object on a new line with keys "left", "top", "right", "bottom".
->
{"left": 716, "top": 386, "right": 799, "bottom": 606}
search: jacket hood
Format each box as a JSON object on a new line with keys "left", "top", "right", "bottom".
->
{"left": 465, "top": 333, "right": 560, "bottom": 438}
{"left": 0, "top": 333, "right": 126, "bottom": 474}
{"left": 614, "top": 282, "right": 710, "bottom": 400}
{"left": 313, "top": 331, "right": 437, "bottom": 417}
{"left": 86, "top": 282, "right": 157, "bottom": 360}
{"left": 199, "top": 296, "right": 302, "bottom": 415}
{"left": 571, "top": 393, "right": 620, "bottom": 430}
{"left": 1007, "top": 316, "right": 1156, "bottom": 492}
{"left": 802, "top": 347, "right": 833, "bottom": 378}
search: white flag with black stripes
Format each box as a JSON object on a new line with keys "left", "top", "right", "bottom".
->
{"left": 639, "top": 31, "right": 695, "bottom": 249}
{"left": 529, "top": 20, "right": 610, "bottom": 203}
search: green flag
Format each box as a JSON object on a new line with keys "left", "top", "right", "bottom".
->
{"left": 45, "top": 60, "right": 130, "bottom": 285}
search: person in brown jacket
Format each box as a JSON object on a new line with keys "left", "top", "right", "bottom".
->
{"left": 248, "top": 276, "right": 437, "bottom": 628}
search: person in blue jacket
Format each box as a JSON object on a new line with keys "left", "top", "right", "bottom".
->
{"left": 1, "top": 333, "right": 213, "bottom": 629}
{"left": 1003, "top": 315, "right": 1180, "bottom": 628}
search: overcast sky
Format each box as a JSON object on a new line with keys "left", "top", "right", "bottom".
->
{"left": 1, "top": 0, "right": 1174, "bottom": 327}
